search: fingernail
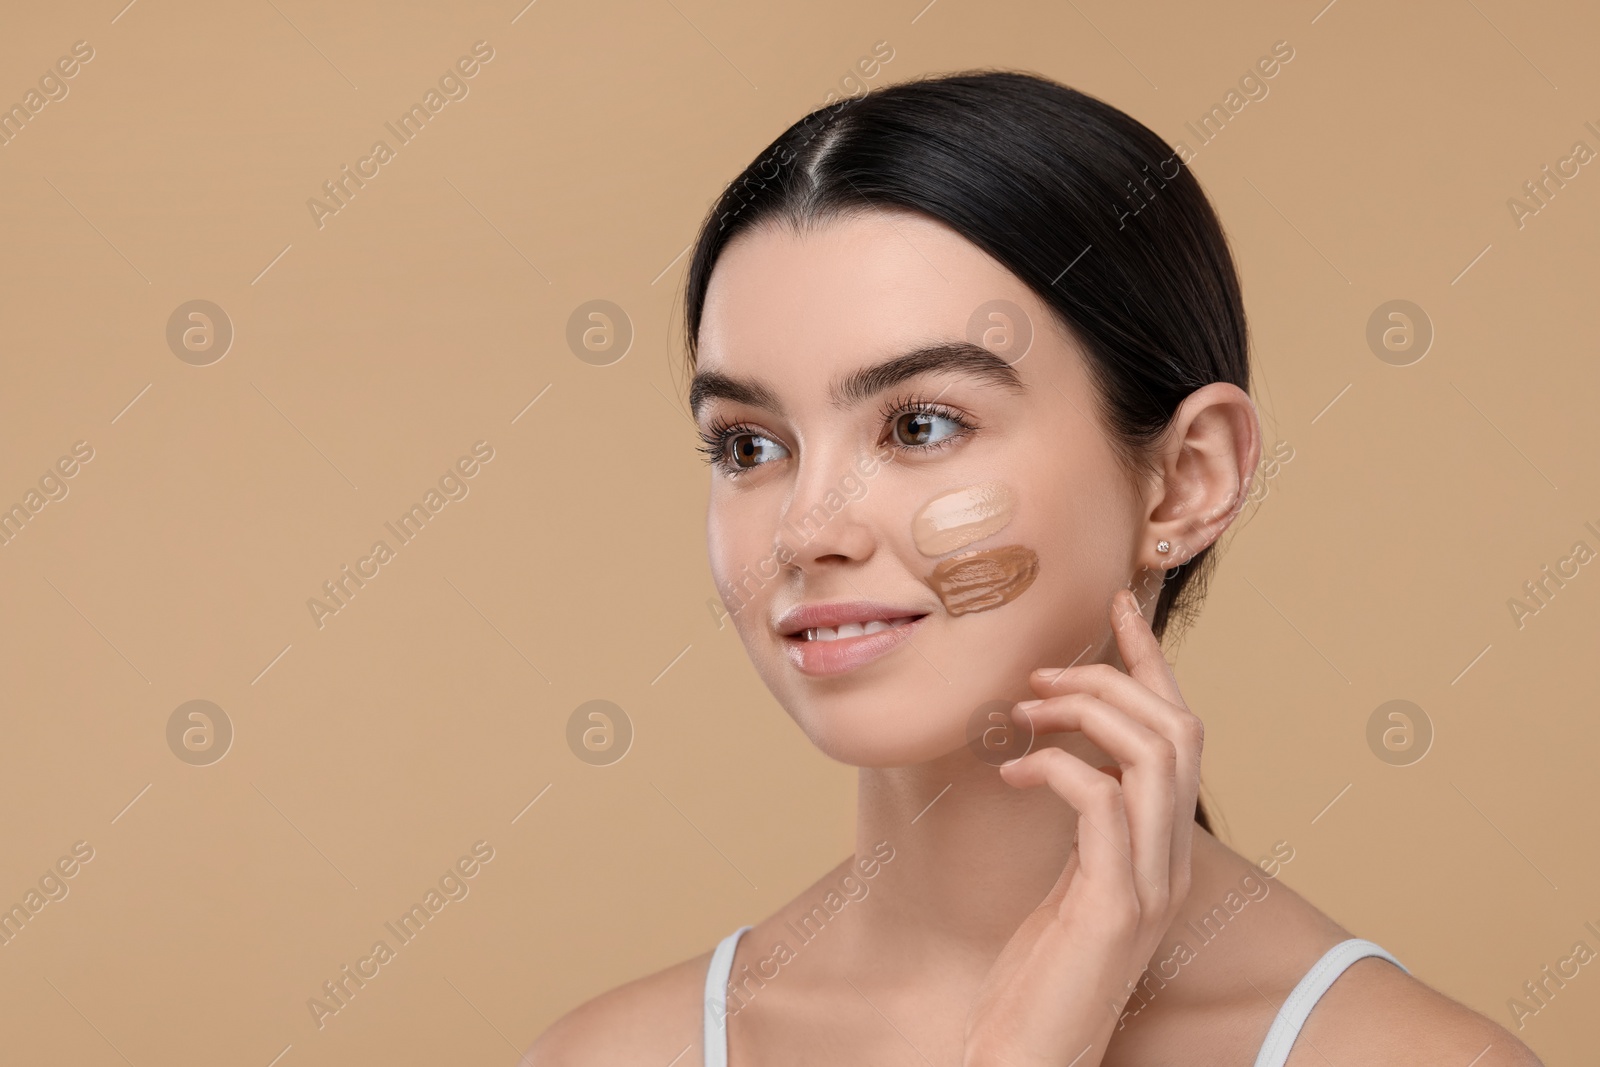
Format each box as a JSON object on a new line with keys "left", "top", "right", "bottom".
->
{"left": 1000, "top": 757, "right": 1022, "bottom": 768}
{"left": 1015, "top": 699, "right": 1043, "bottom": 711}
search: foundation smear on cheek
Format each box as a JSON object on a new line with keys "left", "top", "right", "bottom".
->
{"left": 911, "top": 482, "right": 1015, "bottom": 555}
{"left": 924, "top": 545, "right": 1040, "bottom": 616}
{"left": 911, "top": 482, "right": 1039, "bottom": 616}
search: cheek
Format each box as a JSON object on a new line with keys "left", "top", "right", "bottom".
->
{"left": 910, "top": 481, "right": 1039, "bottom": 616}
{"left": 911, "top": 481, "right": 1015, "bottom": 554}
{"left": 706, "top": 489, "right": 766, "bottom": 575}
{"left": 919, "top": 494, "right": 1132, "bottom": 674}
{"left": 706, "top": 492, "right": 794, "bottom": 636}
{"left": 1016, "top": 504, "right": 1134, "bottom": 651}
{"left": 922, "top": 545, "right": 1039, "bottom": 615}
{"left": 706, "top": 499, "right": 754, "bottom": 613}
{"left": 705, "top": 502, "right": 735, "bottom": 585}
{"left": 929, "top": 557, "right": 1079, "bottom": 695}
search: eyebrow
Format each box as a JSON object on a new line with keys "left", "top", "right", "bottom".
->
{"left": 688, "top": 340, "right": 1026, "bottom": 420}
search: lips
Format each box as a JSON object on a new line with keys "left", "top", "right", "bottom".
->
{"left": 801, "top": 616, "right": 920, "bottom": 642}
{"left": 774, "top": 600, "right": 929, "bottom": 637}
{"left": 773, "top": 600, "right": 930, "bottom": 677}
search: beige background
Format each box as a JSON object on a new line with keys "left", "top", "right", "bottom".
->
{"left": 1, "top": 0, "right": 1596, "bottom": 1063}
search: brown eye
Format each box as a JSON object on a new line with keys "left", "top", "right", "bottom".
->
{"left": 893, "top": 410, "right": 961, "bottom": 447}
{"left": 729, "top": 432, "right": 787, "bottom": 469}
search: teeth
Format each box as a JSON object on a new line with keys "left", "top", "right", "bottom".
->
{"left": 803, "top": 617, "right": 916, "bottom": 641}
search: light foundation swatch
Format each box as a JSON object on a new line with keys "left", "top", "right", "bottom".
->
{"left": 911, "top": 482, "right": 1015, "bottom": 556}
{"left": 911, "top": 481, "right": 1039, "bottom": 616}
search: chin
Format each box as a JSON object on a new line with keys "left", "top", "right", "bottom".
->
{"left": 793, "top": 700, "right": 970, "bottom": 768}
{"left": 754, "top": 641, "right": 1020, "bottom": 769}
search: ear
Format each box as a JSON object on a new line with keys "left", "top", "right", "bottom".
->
{"left": 1138, "top": 383, "right": 1261, "bottom": 571}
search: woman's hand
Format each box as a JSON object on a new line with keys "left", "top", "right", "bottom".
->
{"left": 962, "top": 588, "right": 1204, "bottom": 1067}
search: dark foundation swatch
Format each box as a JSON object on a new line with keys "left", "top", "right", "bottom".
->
{"left": 923, "top": 544, "right": 1039, "bottom": 616}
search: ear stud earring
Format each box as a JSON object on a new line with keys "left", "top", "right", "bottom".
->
{"left": 1156, "top": 540, "right": 1170, "bottom": 554}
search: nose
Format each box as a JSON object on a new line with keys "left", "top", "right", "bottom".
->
{"left": 776, "top": 448, "right": 879, "bottom": 569}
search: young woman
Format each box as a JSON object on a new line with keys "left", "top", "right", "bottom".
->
{"left": 528, "top": 71, "right": 1542, "bottom": 1066}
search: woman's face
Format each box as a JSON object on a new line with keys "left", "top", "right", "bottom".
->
{"left": 693, "top": 210, "right": 1154, "bottom": 768}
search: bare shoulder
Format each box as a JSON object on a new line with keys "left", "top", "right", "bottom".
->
{"left": 1169, "top": 832, "right": 1543, "bottom": 1066}
{"left": 519, "top": 947, "right": 710, "bottom": 1066}
{"left": 521, "top": 853, "right": 867, "bottom": 1064}
{"left": 1286, "top": 950, "right": 1545, "bottom": 1066}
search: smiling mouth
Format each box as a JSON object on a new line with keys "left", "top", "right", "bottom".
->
{"left": 781, "top": 612, "right": 931, "bottom": 677}
{"left": 798, "top": 615, "right": 926, "bottom": 642}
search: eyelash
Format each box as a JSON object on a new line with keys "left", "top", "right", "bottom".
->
{"left": 695, "top": 392, "right": 978, "bottom": 477}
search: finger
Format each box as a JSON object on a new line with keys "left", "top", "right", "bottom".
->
{"left": 999, "top": 747, "right": 1137, "bottom": 918}
{"left": 1029, "top": 617, "right": 1204, "bottom": 892}
{"left": 1015, "top": 695, "right": 1173, "bottom": 905}
{"left": 1108, "top": 592, "right": 1204, "bottom": 885}
{"left": 1028, "top": 660, "right": 1188, "bottom": 738}
{"left": 1028, "top": 605, "right": 1202, "bottom": 799}
{"left": 1028, "top": 660, "right": 1199, "bottom": 798}
{"left": 1109, "top": 588, "right": 1186, "bottom": 710}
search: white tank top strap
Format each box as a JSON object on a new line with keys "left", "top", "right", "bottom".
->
{"left": 703, "top": 925, "right": 752, "bottom": 1067}
{"left": 703, "top": 928, "right": 1405, "bottom": 1066}
{"left": 1251, "top": 937, "right": 1408, "bottom": 1067}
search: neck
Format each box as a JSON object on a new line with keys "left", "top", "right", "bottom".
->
{"left": 849, "top": 730, "right": 1118, "bottom": 966}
